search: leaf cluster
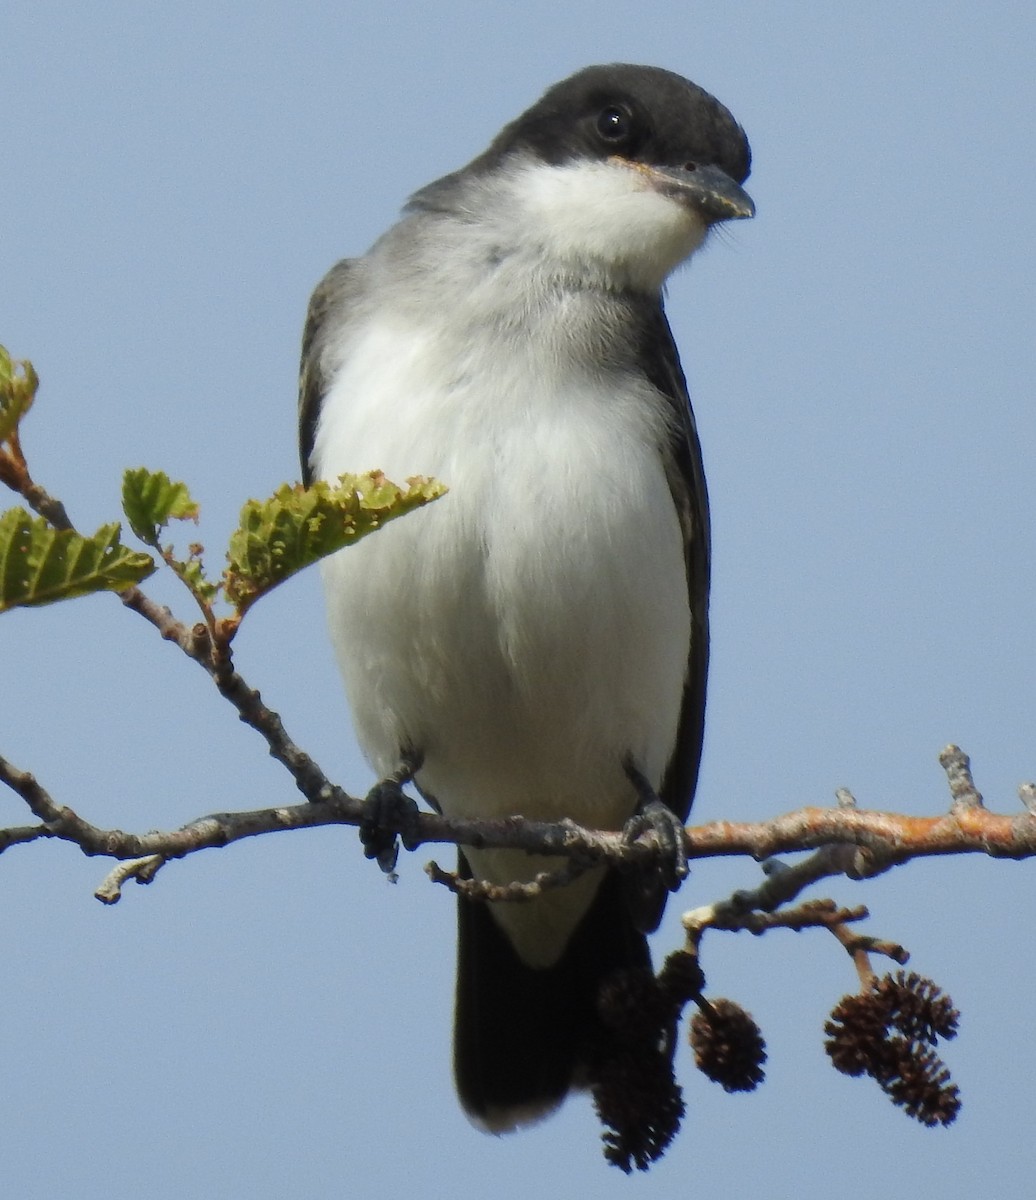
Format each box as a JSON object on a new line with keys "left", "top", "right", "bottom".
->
{"left": 0, "top": 348, "right": 444, "bottom": 630}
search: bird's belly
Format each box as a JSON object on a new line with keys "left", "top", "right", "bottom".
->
{"left": 315, "top": 339, "right": 691, "bottom": 963}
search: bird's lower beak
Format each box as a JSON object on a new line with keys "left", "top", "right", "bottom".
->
{"left": 632, "top": 160, "right": 755, "bottom": 223}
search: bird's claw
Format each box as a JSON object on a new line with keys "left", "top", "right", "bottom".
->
{"left": 360, "top": 760, "right": 422, "bottom": 876}
{"left": 622, "top": 759, "right": 689, "bottom": 893}
{"left": 621, "top": 799, "right": 689, "bottom": 891}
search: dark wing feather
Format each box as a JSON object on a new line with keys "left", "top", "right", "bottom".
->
{"left": 634, "top": 299, "right": 711, "bottom": 824}
{"left": 298, "top": 258, "right": 362, "bottom": 484}
{"left": 621, "top": 298, "right": 711, "bottom": 933}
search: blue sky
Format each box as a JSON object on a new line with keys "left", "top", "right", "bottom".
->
{"left": 2, "top": 2, "right": 1034, "bottom": 1197}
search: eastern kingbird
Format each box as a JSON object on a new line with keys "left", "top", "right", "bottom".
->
{"left": 299, "top": 63, "right": 753, "bottom": 1131}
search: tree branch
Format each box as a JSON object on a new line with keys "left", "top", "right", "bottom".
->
{"left": 3, "top": 745, "right": 1036, "bottom": 903}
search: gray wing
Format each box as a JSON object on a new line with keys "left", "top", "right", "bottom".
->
{"left": 298, "top": 258, "right": 364, "bottom": 484}
{"left": 631, "top": 298, "right": 711, "bottom": 827}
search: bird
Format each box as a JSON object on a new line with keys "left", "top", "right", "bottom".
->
{"left": 298, "top": 63, "right": 753, "bottom": 1132}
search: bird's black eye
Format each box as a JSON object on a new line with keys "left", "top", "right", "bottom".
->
{"left": 595, "top": 104, "right": 632, "bottom": 143}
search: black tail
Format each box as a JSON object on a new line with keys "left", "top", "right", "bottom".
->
{"left": 453, "top": 852, "right": 652, "bottom": 1130}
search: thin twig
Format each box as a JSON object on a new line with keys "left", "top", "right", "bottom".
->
{"left": 939, "top": 745, "right": 984, "bottom": 811}
{"left": 94, "top": 855, "right": 166, "bottom": 904}
{"left": 425, "top": 857, "right": 591, "bottom": 901}
{"left": 0, "top": 823, "right": 50, "bottom": 852}
{"left": 0, "top": 447, "right": 73, "bottom": 530}
{"left": 705, "top": 899, "right": 869, "bottom": 936}
{"left": 828, "top": 920, "right": 910, "bottom": 984}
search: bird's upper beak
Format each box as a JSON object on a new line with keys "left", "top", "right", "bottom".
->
{"left": 626, "top": 159, "right": 755, "bottom": 223}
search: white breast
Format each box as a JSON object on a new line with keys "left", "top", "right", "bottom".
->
{"left": 313, "top": 292, "right": 691, "bottom": 964}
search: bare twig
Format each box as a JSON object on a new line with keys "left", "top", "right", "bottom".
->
{"left": 696, "top": 898, "right": 869, "bottom": 936}
{"left": 829, "top": 926, "right": 909, "bottom": 965}
{"left": 0, "top": 444, "right": 73, "bottom": 530}
{"left": 679, "top": 850, "right": 909, "bottom": 991}
{"left": 94, "top": 855, "right": 166, "bottom": 904}
{"left": 425, "top": 857, "right": 591, "bottom": 901}
{"left": 939, "top": 745, "right": 984, "bottom": 811}
{"left": 828, "top": 920, "right": 910, "bottom": 989}
{"left": 681, "top": 846, "right": 861, "bottom": 940}
{"left": 0, "top": 822, "right": 49, "bottom": 852}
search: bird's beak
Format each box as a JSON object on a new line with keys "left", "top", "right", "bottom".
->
{"left": 627, "top": 160, "right": 755, "bottom": 223}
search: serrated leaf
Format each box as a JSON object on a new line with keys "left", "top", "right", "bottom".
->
{"left": 122, "top": 467, "right": 200, "bottom": 546}
{"left": 0, "top": 507, "right": 155, "bottom": 612}
{"left": 0, "top": 347, "right": 39, "bottom": 444}
{"left": 223, "top": 472, "right": 445, "bottom": 616}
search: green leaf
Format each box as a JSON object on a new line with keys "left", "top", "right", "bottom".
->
{"left": 170, "top": 548, "right": 220, "bottom": 606}
{"left": 122, "top": 467, "right": 200, "bottom": 546}
{"left": 223, "top": 472, "right": 445, "bottom": 616}
{"left": 0, "top": 507, "right": 156, "bottom": 612}
{"left": 0, "top": 347, "right": 39, "bottom": 444}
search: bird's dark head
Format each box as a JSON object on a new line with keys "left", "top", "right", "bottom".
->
{"left": 491, "top": 64, "right": 751, "bottom": 198}
{"left": 444, "top": 64, "right": 754, "bottom": 291}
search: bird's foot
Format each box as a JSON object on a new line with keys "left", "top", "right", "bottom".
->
{"left": 621, "top": 761, "right": 689, "bottom": 893}
{"left": 360, "top": 752, "right": 423, "bottom": 877}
